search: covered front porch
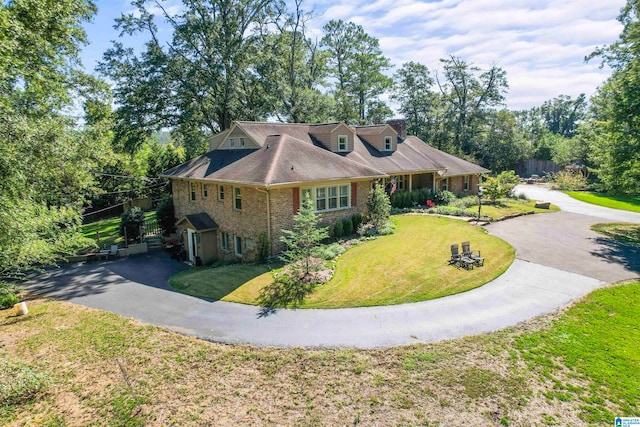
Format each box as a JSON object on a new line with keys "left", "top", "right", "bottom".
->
{"left": 380, "top": 171, "right": 440, "bottom": 192}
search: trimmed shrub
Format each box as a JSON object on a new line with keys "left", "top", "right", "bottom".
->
{"left": 342, "top": 217, "right": 354, "bottom": 236}
{"left": 333, "top": 220, "right": 344, "bottom": 239}
{"left": 155, "top": 196, "right": 176, "bottom": 235}
{"left": 432, "top": 190, "right": 455, "bottom": 205}
{"left": 351, "top": 212, "right": 364, "bottom": 231}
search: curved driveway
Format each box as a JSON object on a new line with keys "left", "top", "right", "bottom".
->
{"left": 24, "top": 186, "right": 640, "bottom": 348}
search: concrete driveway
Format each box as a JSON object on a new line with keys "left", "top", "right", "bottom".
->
{"left": 22, "top": 185, "right": 640, "bottom": 348}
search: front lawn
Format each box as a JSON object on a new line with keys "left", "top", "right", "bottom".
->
{"left": 170, "top": 264, "right": 272, "bottom": 300}
{"left": 171, "top": 215, "right": 515, "bottom": 308}
{"left": 3, "top": 282, "right": 638, "bottom": 425}
{"left": 565, "top": 191, "right": 640, "bottom": 213}
{"left": 479, "top": 199, "right": 560, "bottom": 220}
{"left": 81, "top": 211, "right": 156, "bottom": 249}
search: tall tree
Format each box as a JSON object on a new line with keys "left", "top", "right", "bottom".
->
{"left": 0, "top": 0, "right": 111, "bottom": 278}
{"left": 587, "top": 0, "right": 640, "bottom": 194}
{"left": 100, "top": 0, "right": 280, "bottom": 156}
{"left": 321, "top": 20, "right": 392, "bottom": 124}
{"left": 538, "top": 94, "right": 587, "bottom": 138}
{"left": 436, "top": 56, "right": 508, "bottom": 155}
{"left": 473, "top": 110, "right": 529, "bottom": 172}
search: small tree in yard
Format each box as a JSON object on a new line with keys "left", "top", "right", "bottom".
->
{"left": 280, "top": 194, "right": 329, "bottom": 281}
{"left": 482, "top": 171, "right": 519, "bottom": 203}
{"left": 366, "top": 183, "right": 391, "bottom": 230}
{"left": 120, "top": 207, "right": 145, "bottom": 243}
{"left": 155, "top": 196, "right": 176, "bottom": 235}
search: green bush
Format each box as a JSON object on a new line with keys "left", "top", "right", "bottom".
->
{"left": 433, "top": 190, "right": 455, "bottom": 205}
{"left": 342, "top": 217, "right": 354, "bottom": 236}
{"left": 119, "top": 207, "right": 145, "bottom": 243}
{"left": 378, "top": 220, "right": 396, "bottom": 235}
{"left": 312, "top": 243, "right": 346, "bottom": 260}
{"left": 0, "top": 282, "right": 19, "bottom": 309}
{"left": 450, "top": 196, "right": 477, "bottom": 209}
{"left": 351, "top": 213, "right": 364, "bottom": 231}
{"left": 428, "top": 206, "right": 476, "bottom": 217}
{"left": 551, "top": 170, "right": 589, "bottom": 191}
{"left": 155, "top": 196, "right": 176, "bottom": 235}
{"left": 256, "top": 232, "right": 270, "bottom": 264}
{"left": 333, "top": 220, "right": 344, "bottom": 239}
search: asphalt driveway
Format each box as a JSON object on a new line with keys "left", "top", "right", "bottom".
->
{"left": 21, "top": 185, "right": 640, "bottom": 348}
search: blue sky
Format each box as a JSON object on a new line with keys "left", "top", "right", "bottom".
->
{"left": 81, "top": 0, "right": 626, "bottom": 110}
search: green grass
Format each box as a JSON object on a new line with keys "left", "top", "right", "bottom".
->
{"left": 171, "top": 215, "right": 515, "bottom": 308}
{"left": 3, "top": 281, "right": 639, "bottom": 425}
{"left": 591, "top": 223, "right": 640, "bottom": 246}
{"left": 479, "top": 199, "right": 560, "bottom": 220}
{"left": 169, "top": 264, "right": 272, "bottom": 300}
{"left": 515, "top": 282, "right": 640, "bottom": 423}
{"left": 81, "top": 211, "right": 156, "bottom": 249}
{"left": 565, "top": 191, "right": 640, "bottom": 212}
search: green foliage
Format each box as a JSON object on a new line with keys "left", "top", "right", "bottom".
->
{"left": 377, "top": 220, "right": 396, "bottom": 235}
{"left": 351, "top": 213, "right": 364, "bottom": 231}
{"left": 366, "top": 184, "right": 391, "bottom": 229}
{"left": 342, "top": 217, "right": 354, "bottom": 236}
{"left": 432, "top": 190, "right": 455, "bottom": 206}
{"left": 550, "top": 171, "right": 588, "bottom": 191}
{"left": 311, "top": 243, "right": 346, "bottom": 260}
{"left": 473, "top": 110, "right": 529, "bottom": 172}
{"left": 119, "top": 208, "right": 145, "bottom": 243}
{"left": 0, "top": 282, "right": 19, "bottom": 309}
{"left": 257, "top": 232, "right": 271, "bottom": 264}
{"left": 332, "top": 220, "right": 344, "bottom": 239}
{"left": 279, "top": 195, "right": 329, "bottom": 279}
{"left": 155, "top": 197, "right": 176, "bottom": 235}
{"left": 482, "top": 171, "right": 519, "bottom": 203}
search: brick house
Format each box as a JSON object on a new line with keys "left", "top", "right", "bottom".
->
{"left": 161, "top": 120, "right": 489, "bottom": 264}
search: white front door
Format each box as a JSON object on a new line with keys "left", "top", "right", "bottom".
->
{"left": 187, "top": 229, "right": 196, "bottom": 263}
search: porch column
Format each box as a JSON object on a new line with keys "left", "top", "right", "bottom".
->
{"left": 432, "top": 173, "right": 437, "bottom": 192}
{"left": 409, "top": 174, "right": 413, "bottom": 191}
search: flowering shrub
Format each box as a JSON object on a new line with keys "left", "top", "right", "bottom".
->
{"left": 426, "top": 200, "right": 435, "bottom": 207}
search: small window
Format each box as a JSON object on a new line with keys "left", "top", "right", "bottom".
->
{"left": 234, "top": 236, "right": 242, "bottom": 257}
{"left": 220, "top": 232, "right": 229, "bottom": 251}
{"left": 234, "top": 187, "right": 242, "bottom": 210}
{"left": 239, "top": 137, "right": 245, "bottom": 147}
{"left": 315, "top": 187, "right": 326, "bottom": 211}
{"left": 218, "top": 185, "right": 225, "bottom": 201}
{"left": 464, "top": 175, "right": 470, "bottom": 191}
{"left": 384, "top": 136, "right": 392, "bottom": 151}
{"left": 339, "top": 185, "right": 349, "bottom": 208}
{"left": 328, "top": 186, "right": 338, "bottom": 209}
{"left": 189, "top": 182, "right": 196, "bottom": 201}
{"left": 442, "top": 178, "right": 448, "bottom": 191}
{"left": 338, "top": 135, "right": 347, "bottom": 151}
{"left": 202, "top": 183, "right": 209, "bottom": 199}
{"left": 229, "top": 138, "right": 235, "bottom": 147}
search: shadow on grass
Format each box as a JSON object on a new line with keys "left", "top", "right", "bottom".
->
{"left": 256, "top": 275, "right": 316, "bottom": 318}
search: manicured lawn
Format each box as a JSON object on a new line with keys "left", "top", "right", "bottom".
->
{"left": 81, "top": 211, "right": 156, "bottom": 249}
{"left": 170, "top": 264, "right": 272, "bottom": 300}
{"left": 3, "top": 282, "right": 638, "bottom": 425}
{"left": 591, "top": 223, "right": 640, "bottom": 246}
{"left": 479, "top": 199, "right": 560, "bottom": 220}
{"left": 171, "top": 215, "right": 515, "bottom": 308}
{"left": 565, "top": 191, "right": 640, "bottom": 212}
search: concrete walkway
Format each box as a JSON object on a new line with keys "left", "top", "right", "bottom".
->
{"left": 23, "top": 186, "right": 640, "bottom": 348}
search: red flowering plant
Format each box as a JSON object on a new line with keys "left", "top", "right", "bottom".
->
{"left": 426, "top": 200, "right": 435, "bottom": 208}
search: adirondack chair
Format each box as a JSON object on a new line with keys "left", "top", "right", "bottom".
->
{"left": 462, "top": 241, "right": 484, "bottom": 266}
{"left": 449, "top": 244, "right": 475, "bottom": 270}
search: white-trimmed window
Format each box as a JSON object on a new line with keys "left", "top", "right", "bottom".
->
{"left": 442, "top": 178, "right": 448, "bottom": 191}
{"left": 234, "top": 187, "right": 242, "bottom": 210}
{"left": 220, "top": 232, "right": 229, "bottom": 251}
{"left": 229, "top": 138, "right": 235, "bottom": 147}
{"left": 234, "top": 236, "right": 242, "bottom": 257}
{"left": 189, "top": 182, "right": 196, "bottom": 201}
{"left": 302, "top": 184, "right": 350, "bottom": 212}
{"left": 218, "top": 185, "right": 225, "bottom": 201}
{"left": 239, "top": 137, "right": 245, "bottom": 147}
{"left": 384, "top": 136, "right": 392, "bottom": 151}
{"left": 338, "top": 135, "right": 348, "bottom": 151}
{"left": 202, "top": 183, "right": 209, "bottom": 199}
{"left": 464, "top": 175, "right": 469, "bottom": 191}
{"left": 396, "top": 175, "right": 407, "bottom": 191}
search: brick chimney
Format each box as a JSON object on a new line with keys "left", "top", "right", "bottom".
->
{"left": 386, "top": 119, "right": 407, "bottom": 140}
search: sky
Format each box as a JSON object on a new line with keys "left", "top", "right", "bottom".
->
{"left": 81, "top": 0, "right": 627, "bottom": 111}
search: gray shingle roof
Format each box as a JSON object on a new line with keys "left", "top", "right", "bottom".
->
{"left": 178, "top": 213, "right": 219, "bottom": 231}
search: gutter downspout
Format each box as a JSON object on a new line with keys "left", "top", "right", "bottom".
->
{"left": 254, "top": 187, "right": 272, "bottom": 255}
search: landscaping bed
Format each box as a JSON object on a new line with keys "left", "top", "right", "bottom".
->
{"left": 170, "top": 215, "right": 515, "bottom": 308}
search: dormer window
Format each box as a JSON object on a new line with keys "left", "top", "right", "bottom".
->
{"left": 229, "top": 138, "right": 235, "bottom": 147}
{"left": 384, "top": 136, "right": 392, "bottom": 151}
{"left": 338, "top": 135, "right": 348, "bottom": 152}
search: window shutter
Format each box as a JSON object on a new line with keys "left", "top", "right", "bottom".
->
{"left": 293, "top": 187, "right": 300, "bottom": 213}
{"left": 351, "top": 183, "right": 357, "bottom": 207}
